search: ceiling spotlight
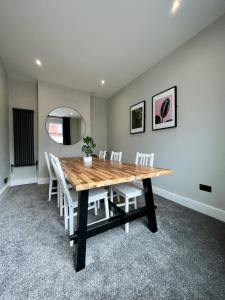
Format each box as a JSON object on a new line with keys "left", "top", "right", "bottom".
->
{"left": 101, "top": 80, "right": 105, "bottom": 85}
{"left": 35, "top": 59, "right": 42, "bottom": 66}
{"left": 171, "top": 0, "right": 181, "bottom": 14}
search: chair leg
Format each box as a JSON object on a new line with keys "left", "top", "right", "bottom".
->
{"left": 69, "top": 206, "right": 74, "bottom": 247}
{"left": 57, "top": 187, "right": 60, "bottom": 207}
{"left": 94, "top": 202, "right": 98, "bottom": 216}
{"left": 134, "top": 197, "right": 137, "bottom": 209}
{"left": 64, "top": 202, "right": 69, "bottom": 230}
{"left": 125, "top": 197, "right": 129, "bottom": 233}
{"left": 117, "top": 194, "right": 120, "bottom": 203}
{"left": 104, "top": 196, "right": 109, "bottom": 219}
{"left": 110, "top": 186, "right": 114, "bottom": 217}
{"left": 57, "top": 183, "right": 60, "bottom": 208}
{"left": 48, "top": 179, "right": 52, "bottom": 201}
{"left": 59, "top": 188, "right": 64, "bottom": 217}
{"left": 97, "top": 200, "right": 100, "bottom": 209}
{"left": 62, "top": 192, "right": 65, "bottom": 215}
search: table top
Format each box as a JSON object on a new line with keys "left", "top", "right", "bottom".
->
{"left": 60, "top": 157, "right": 172, "bottom": 191}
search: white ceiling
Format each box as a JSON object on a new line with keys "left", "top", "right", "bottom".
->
{"left": 0, "top": 0, "right": 225, "bottom": 99}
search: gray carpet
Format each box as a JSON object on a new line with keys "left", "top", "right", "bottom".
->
{"left": 0, "top": 184, "right": 225, "bottom": 300}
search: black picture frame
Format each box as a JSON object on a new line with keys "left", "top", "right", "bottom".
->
{"left": 152, "top": 86, "right": 177, "bottom": 131}
{"left": 130, "top": 100, "right": 145, "bottom": 134}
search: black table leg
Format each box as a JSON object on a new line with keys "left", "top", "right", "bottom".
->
{"left": 142, "top": 178, "right": 158, "bottom": 233}
{"left": 74, "top": 189, "right": 89, "bottom": 272}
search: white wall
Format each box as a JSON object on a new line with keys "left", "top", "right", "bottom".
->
{"left": 91, "top": 96, "right": 108, "bottom": 155}
{"left": 38, "top": 80, "right": 91, "bottom": 179}
{"left": 107, "top": 15, "right": 225, "bottom": 215}
{"left": 8, "top": 77, "right": 38, "bottom": 185}
{"left": 0, "top": 58, "right": 9, "bottom": 193}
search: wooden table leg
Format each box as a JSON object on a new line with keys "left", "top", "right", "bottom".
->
{"left": 142, "top": 178, "right": 158, "bottom": 233}
{"left": 74, "top": 189, "right": 89, "bottom": 272}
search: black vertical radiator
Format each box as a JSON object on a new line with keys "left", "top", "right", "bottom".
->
{"left": 11, "top": 108, "right": 37, "bottom": 172}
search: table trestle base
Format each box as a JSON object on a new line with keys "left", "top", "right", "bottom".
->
{"left": 73, "top": 178, "right": 157, "bottom": 272}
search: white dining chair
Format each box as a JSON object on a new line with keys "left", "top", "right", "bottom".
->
{"left": 110, "top": 151, "right": 122, "bottom": 162}
{"left": 110, "top": 151, "right": 122, "bottom": 194}
{"left": 104, "top": 150, "right": 123, "bottom": 210}
{"left": 52, "top": 155, "right": 110, "bottom": 247}
{"left": 112, "top": 152, "right": 155, "bottom": 233}
{"left": 97, "top": 150, "right": 123, "bottom": 209}
{"left": 99, "top": 150, "right": 107, "bottom": 159}
{"left": 49, "top": 153, "right": 65, "bottom": 217}
{"left": 50, "top": 153, "right": 97, "bottom": 226}
{"left": 97, "top": 149, "right": 107, "bottom": 208}
{"left": 45, "top": 152, "right": 58, "bottom": 202}
{"left": 49, "top": 153, "right": 77, "bottom": 217}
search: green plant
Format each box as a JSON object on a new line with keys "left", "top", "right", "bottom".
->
{"left": 81, "top": 136, "right": 96, "bottom": 157}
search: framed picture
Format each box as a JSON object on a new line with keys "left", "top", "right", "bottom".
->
{"left": 152, "top": 86, "right": 177, "bottom": 130}
{"left": 130, "top": 101, "right": 145, "bottom": 134}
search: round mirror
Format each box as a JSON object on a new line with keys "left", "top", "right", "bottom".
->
{"left": 46, "top": 107, "right": 86, "bottom": 145}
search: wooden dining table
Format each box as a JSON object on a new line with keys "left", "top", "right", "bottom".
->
{"left": 60, "top": 157, "right": 172, "bottom": 272}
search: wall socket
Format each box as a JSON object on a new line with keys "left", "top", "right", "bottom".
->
{"left": 199, "top": 184, "right": 212, "bottom": 193}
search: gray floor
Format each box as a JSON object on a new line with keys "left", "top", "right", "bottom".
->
{"left": 0, "top": 184, "right": 225, "bottom": 300}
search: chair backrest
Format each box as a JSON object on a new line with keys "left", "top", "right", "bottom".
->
{"left": 49, "top": 153, "right": 60, "bottom": 182}
{"left": 49, "top": 153, "right": 64, "bottom": 197}
{"left": 135, "top": 152, "right": 154, "bottom": 167}
{"left": 99, "top": 150, "right": 107, "bottom": 159}
{"left": 110, "top": 151, "right": 122, "bottom": 162}
{"left": 50, "top": 154, "right": 73, "bottom": 207}
{"left": 45, "top": 152, "right": 54, "bottom": 178}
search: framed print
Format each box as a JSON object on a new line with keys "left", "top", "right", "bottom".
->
{"left": 130, "top": 101, "right": 145, "bottom": 134}
{"left": 152, "top": 86, "right": 177, "bottom": 130}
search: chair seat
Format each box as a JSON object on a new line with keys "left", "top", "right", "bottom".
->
{"left": 113, "top": 183, "right": 144, "bottom": 198}
{"left": 69, "top": 188, "right": 108, "bottom": 207}
{"left": 89, "top": 188, "right": 108, "bottom": 201}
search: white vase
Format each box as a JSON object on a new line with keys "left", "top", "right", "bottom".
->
{"left": 83, "top": 156, "right": 92, "bottom": 164}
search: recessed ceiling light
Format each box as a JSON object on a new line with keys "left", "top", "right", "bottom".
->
{"left": 101, "top": 80, "right": 105, "bottom": 85}
{"left": 171, "top": 0, "right": 181, "bottom": 14}
{"left": 35, "top": 59, "right": 42, "bottom": 66}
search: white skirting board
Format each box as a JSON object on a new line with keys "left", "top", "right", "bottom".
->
{"left": 10, "top": 177, "right": 37, "bottom": 186}
{"left": 9, "top": 177, "right": 49, "bottom": 185}
{"left": 153, "top": 186, "right": 225, "bottom": 223}
{"left": 37, "top": 178, "right": 49, "bottom": 184}
{"left": 0, "top": 183, "right": 9, "bottom": 199}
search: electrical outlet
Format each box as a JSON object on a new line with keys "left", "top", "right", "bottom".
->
{"left": 199, "top": 184, "right": 212, "bottom": 193}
